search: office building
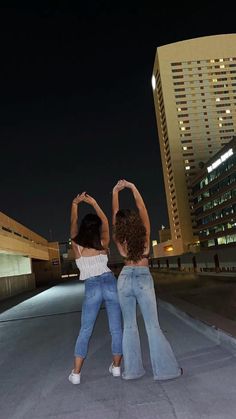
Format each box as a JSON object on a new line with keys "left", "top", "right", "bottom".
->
{"left": 152, "top": 34, "right": 236, "bottom": 255}
{"left": 191, "top": 137, "right": 236, "bottom": 249}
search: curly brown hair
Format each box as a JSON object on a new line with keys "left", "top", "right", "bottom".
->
{"left": 114, "top": 209, "right": 147, "bottom": 262}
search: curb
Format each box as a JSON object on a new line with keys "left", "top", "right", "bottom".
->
{"left": 159, "top": 298, "right": 236, "bottom": 353}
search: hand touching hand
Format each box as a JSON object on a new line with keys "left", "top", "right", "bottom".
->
{"left": 122, "top": 180, "right": 135, "bottom": 189}
{"left": 83, "top": 194, "right": 97, "bottom": 207}
{"left": 113, "top": 179, "right": 126, "bottom": 192}
{"left": 113, "top": 179, "right": 135, "bottom": 191}
{"left": 72, "top": 192, "right": 86, "bottom": 206}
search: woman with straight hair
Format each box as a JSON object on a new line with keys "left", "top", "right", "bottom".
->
{"left": 112, "top": 180, "right": 182, "bottom": 381}
{"left": 69, "top": 192, "right": 122, "bottom": 384}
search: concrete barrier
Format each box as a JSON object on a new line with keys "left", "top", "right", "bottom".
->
{"left": 0, "top": 273, "right": 35, "bottom": 301}
{"left": 151, "top": 268, "right": 198, "bottom": 282}
{"left": 159, "top": 298, "right": 236, "bottom": 352}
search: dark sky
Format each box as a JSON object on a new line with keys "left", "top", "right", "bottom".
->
{"left": 1, "top": 2, "right": 235, "bottom": 243}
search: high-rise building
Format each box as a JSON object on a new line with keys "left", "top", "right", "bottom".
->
{"left": 152, "top": 34, "right": 236, "bottom": 255}
{"left": 191, "top": 137, "right": 236, "bottom": 250}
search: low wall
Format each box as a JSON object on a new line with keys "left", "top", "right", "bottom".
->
{"left": 152, "top": 246, "right": 236, "bottom": 272}
{"left": 0, "top": 273, "right": 36, "bottom": 301}
{"left": 32, "top": 260, "right": 61, "bottom": 286}
{"left": 150, "top": 268, "right": 197, "bottom": 282}
{"left": 109, "top": 266, "right": 198, "bottom": 281}
{"left": 150, "top": 268, "right": 236, "bottom": 283}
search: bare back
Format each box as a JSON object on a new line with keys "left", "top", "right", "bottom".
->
{"left": 115, "top": 240, "right": 150, "bottom": 267}
{"left": 72, "top": 242, "right": 107, "bottom": 259}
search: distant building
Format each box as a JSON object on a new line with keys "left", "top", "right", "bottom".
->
{"left": 159, "top": 227, "right": 171, "bottom": 243}
{"left": 0, "top": 212, "right": 61, "bottom": 300}
{"left": 152, "top": 34, "right": 236, "bottom": 255}
{"left": 191, "top": 137, "right": 236, "bottom": 249}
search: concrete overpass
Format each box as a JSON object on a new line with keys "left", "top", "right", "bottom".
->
{"left": 0, "top": 211, "right": 61, "bottom": 300}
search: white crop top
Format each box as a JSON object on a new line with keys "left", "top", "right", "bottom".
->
{"left": 75, "top": 247, "right": 111, "bottom": 281}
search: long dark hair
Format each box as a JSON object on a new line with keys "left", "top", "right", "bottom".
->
{"left": 72, "top": 213, "right": 103, "bottom": 250}
{"left": 114, "top": 209, "right": 146, "bottom": 262}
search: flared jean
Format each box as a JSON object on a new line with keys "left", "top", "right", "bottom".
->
{"left": 117, "top": 266, "right": 181, "bottom": 380}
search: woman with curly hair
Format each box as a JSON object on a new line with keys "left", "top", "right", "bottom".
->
{"left": 112, "top": 180, "right": 182, "bottom": 381}
{"left": 69, "top": 192, "right": 122, "bottom": 384}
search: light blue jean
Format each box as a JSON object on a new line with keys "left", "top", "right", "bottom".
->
{"left": 74, "top": 272, "right": 122, "bottom": 358}
{"left": 117, "top": 266, "right": 181, "bottom": 380}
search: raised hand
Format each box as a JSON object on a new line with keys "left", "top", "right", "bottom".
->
{"left": 72, "top": 192, "right": 86, "bottom": 206}
{"left": 113, "top": 179, "right": 126, "bottom": 192}
{"left": 122, "top": 180, "right": 135, "bottom": 189}
{"left": 83, "top": 194, "right": 97, "bottom": 207}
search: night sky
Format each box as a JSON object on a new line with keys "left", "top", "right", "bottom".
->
{"left": 1, "top": 3, "right": 235, "bottom": 243}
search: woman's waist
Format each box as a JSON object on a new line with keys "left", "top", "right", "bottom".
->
{"left": 79, "top": 265, "right": 111, "bottom": 279}
{"left": 79, "top": 264, "right": 111, "bottom": 273}
{"left": 84, "top": 271, "right": 114, "bottom": 282}
{"left": 121, "top": 265, "right": 150, "bottom": 273}
{"left": 122, "top": 250, "right": 150, "bottom": 265}
{"left": 124, "top": 258, "right": 149, "bottom": 267}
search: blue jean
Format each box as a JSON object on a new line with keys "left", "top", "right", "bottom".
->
{"left": 117, "top": 266, "right": 181, "bottom": 380}
{"left": 74, "top": 272, "right": 122, "bottom": 358}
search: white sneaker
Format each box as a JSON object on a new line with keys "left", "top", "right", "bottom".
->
{"left": 109, "top": 363, "right": 121, "bottom": 377}
{"left": 68, "top": 370, "right": 81, "bottom": 384}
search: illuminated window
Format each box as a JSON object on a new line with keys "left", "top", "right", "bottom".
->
{"left": 212, "top": 78, "right": 217, "bottom": 82}
{"left": 177, "top": 107, "right": 181, "bottom": 111}
{"left": 185, "top": 166, "right": 190, "bottom": 170}
{"left": 220, "top": 65, "right": 225, "bottom": 69}
{"left": 183, "top": 146, "right": 188, "bottom": 150}
{"left": 179, "top": 120, "right": 183, "bottom": 125}
{"left": 210, "top": 59, "right": 215, "bottom": 63}
{"left": 164, "top": 245, "right": 173, "bottom": 252}
{"left": 181, "top": 127, "right": 186, "bottom": 131}
{"left": 219, "top": 123, "right": 222, "bottom": 127}
{"left": 219, "top": 58, "right": 224, "bottom": 62}
{"left": 217, "top": 237, "right": 226, "bottom": 245}
{"left": 226, "top": 109, "right": 231, "bottom": 114}
{"left": 207, "top": 148, "right": 233, "bottom": 173}
{"left": 185, "top": 159, "right": 189, "bottom": 163}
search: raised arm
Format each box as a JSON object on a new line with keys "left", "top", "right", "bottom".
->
{"left": 112, "top": 180, "right": 126, "bottom": 240}
{"left": 70, "top": 193, "right": 86, "bottom": 258}
{"left": 124, "top": 180, "right": 150, "bottom": 239}
{"left": 112, "top": 186, "right": 119, "bottom": 226}
{"left": 83, "top": 194, "right": 110, "bottom": 249}
{"left": 70, "top": 193, "right": 86, "bottom": 239}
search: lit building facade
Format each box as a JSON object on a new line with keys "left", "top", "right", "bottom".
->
{"left": 159, "top": 227, "right": 171, "bottom": 243}
{"left": 191, "top": 137, "right": 236, "bottom": 249}
{"left": 0, "top": 211, "right": 61, "bottom": 299}
{"left": 152, "top": 34, "right": 236, "bottom": 255}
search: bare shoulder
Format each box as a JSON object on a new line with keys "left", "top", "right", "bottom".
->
{"left": 71, "top": 241, "right": 81, "bottom": 259}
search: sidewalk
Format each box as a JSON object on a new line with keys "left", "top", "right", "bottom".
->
{"left": 1, "top": 280, "right": 236, "bottom": 418}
